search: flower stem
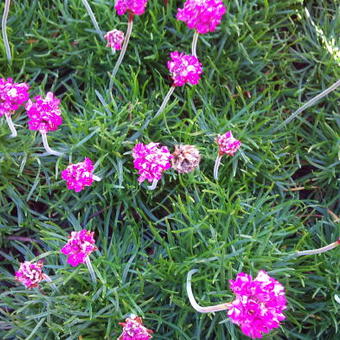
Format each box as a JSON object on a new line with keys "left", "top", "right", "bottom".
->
{"left": 5, "top": 114, "right": 17, "bottom": 137}
{"left": 295, "top": 239, "right": 340, "bottom": 257}
{"left": 191, "top": 31, "right": 199, "bottom": 57}
{"left": 40, "top": 131, "right": 63, "bottom": 156}
{"left": 85, "top": 256, "right": 97, "bottom": 283}
{"left": 44, "top": 275, "right": 57, "bottom": 291}
{"left": 147, "top": 179, "right": 158, "bottom": 190}
{"left": 81, "top": 0, "right": 104, "bottom": 41}
{"left": 2, "top": 0, "right": 12, "bottom": 62}
{"left": 153, "top": 86, "right": 175, "bottom": 120}
{"left": 92, "top": 175, "right": 101, "bottom": 182}
{"left": 213, "top": 154, "right": 222, "bottom": 180}
{"left": 186, "top": 269, "right": 232, "bottom": 313}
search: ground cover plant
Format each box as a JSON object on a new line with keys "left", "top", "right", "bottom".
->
{"left": 0, "top": 0, "right": 339, "bottom": 339}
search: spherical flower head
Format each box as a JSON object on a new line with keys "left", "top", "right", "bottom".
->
{"left": 167, "top": 51, "right": 203, "bottom": 87}
{"left": 172, "top": 144, "right": 201, "bottom": 173}
{"left": 25, "top": 92, "right": 62, "bottom": 133}
{"left": 176, "top": 0, "right": 226, "bottom": 34}
{"left": 216, "top": 131, "right": 241, "bottom": 156}
{"left": 0, "top": 78, "right": 30, "bottom": 117}
{"left": 60, "top": 229, "right": 97, "bottom": 267}
{"left": 132, "top": 142, "right": 173, "bottom": 183}
{"left": 115, "top": 0, "right": 148, "bottom": 16}
{"left": 104, "top": 29, "right": 125, "bottom": 50}
{"left": 228, "top": 270, "right": 287, "bottom": 339}
{"left": 15, "top": 261, "right": 46, "bottom": 289}
{"left": 118, "top": 315, "right": 153, "bottom": 340}
{"left": 61, "top": 158, "right": 95, "bottom": 192}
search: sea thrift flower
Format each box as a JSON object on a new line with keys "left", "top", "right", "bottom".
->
{"left": 118, "top": 315, "right": 153, "bottom": 340}
{"left": 61, "top": 158, "right": 101, "bottom": 192}
{"left": 172, "top": 144, "right": 201, "bottom": 173}
{"left": 0, "top": 78, "right": 29, "bottom": 137}
{"left": 115, "top": 0, "right": 148, "bottom": 16}
{"left": 104, "top": 29, "right": 125, "bottom": 50}
{"left": 15, "top": 261, "right": 47, "bottom": 289}
{"left": 132, "top": 142, "right": 173, "bottom": 190}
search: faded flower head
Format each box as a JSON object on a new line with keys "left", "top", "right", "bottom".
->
{"left": 115, "top": 0, "right": 148, "bottom": 16}
{"left": 228, "top": 270, "right": 287, "bottom": 339}
{"left": 118, "top": 315, "right": 153, "bottom": 340}
{"left": 60, "top": 229, "right": 97, "bottom": 267}
{"left": 167, "top": 51, "right": 203, "bottom": 87}
{"left": 176, "top": 0, "right": 227, "bottom": 34}
{"left": 0, "top": 78, "right": 30, "bottom": 117}
{"left": 15, "top": 261, "right": 47, "bottom": 289}
{"left": 104, "top": 29, "right": 125, "bottom": 50}
{"left": 216, "top": 131, "right": 241, "bottom": 156}
{"left": 132, "top": 142, "right": 173, "bottom": 183}
{"left": 61, "top": 158, "right": 95, "bottom": 192}
{"left": 25, "top": 92, "right": 62, "bottom": 133}
{"left": 172, "top": 144, "right": 201, "bottom": 173}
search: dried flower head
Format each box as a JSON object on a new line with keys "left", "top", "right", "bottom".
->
{"left": 172, "top": 144, "right": 201, "bottom": 173}
{"left": 25, "top": 92, "right": 62, "bottom": 133}
{"left": 216, "top": 131, "right": 241, "bottom": 156}
{"left": 132, "top": 142, "right": 173, "bottom": 183}
{"left": 176, "top": 0, "right": 226, "bottom": 34}
{"left": 167, "top": 51, "right": 203, "bottom": 87}
{"left": 228, "top": 270, "right": 287, "bottom": 339}
{"left": 61, "top": 158, "right": 96, "bottom": 192}
{"left": 60, "top": 229, "right": 97, "bottom": 267}
{"left": 115, "top": 0, "right": 148, "bottom": 16}
{"left": 104, "top": 29, "right": 125, "bottom": 50}
{"left": 15, "top": 261, "right": 47, "bottom": 289}
{"left": 118, "top": 315, "right": 153, "bottom": 340}
{"left": 0, "top": 78, "right": 30, "bottom": 117}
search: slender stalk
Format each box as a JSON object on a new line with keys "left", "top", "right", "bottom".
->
{"left": 40, "top": 131, "right": 63, "bottom": 156}
{"left": 191, "top": 31, "right": 199, "bottom": 57}
{"left": 44, "top": 275, "right": 57, "bottom": 291}
{"left": 147, "top": 179, "right": 158, "bottom": 190}
{"left": 213, "top": 154, "right": 222, "bottom": 180}
{"left": 295, "top": 239, "right": 340, "bottom": 257}
{"left": 81, "top": 0, "right": 104, "bottom": 41}
{"left": 153, "top": 86, "right": 175, "bottom": 120}
{"left": 5, "top": 114, "right": 17, "bottom": 137}
{"left": 85, "top": 256, "right": 97, "bottom": 283}
{"left": 2, "top": 0, "right": 12, "bottom": 62}
{"left": 92, "top": 174, "right": 101, "bottom": 182}
{"left": 186, "top": 269, "right": 232, "bottom": 313}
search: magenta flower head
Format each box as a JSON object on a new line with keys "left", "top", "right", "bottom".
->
{"left": 15, "top": 261, "right": 47, "bottom": 289}
{"left": 216, "top": 131, "right": 241, "bottom": 156}
{"left": 115, "top": 0, "right": 149, "bottom": 16}
{"left": 104, "top": 29, "right": 125, "bottom": 50}
{"left": 228, "top": 270, "right": 287, "bottom": 339}
{"left": 118, "top": 315, "right": 153, "bottom": 340}
{"left": 132, "top": 142, "right": 173, "bottom": 189}
{"left": 167, "top": 51, "right": 203, "bottom": 87}
{"left": 176, "top": 0, "right": 227, "bottom": 34}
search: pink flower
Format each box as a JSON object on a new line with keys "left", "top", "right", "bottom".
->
{"left": 15, "top": 261, "right": 47, "bottom": 289}
{"left": 25, "top": 92, "right": 62, "bottom": 133}
{"left": 216, "top": 131, "right": 241, "bottom": 156}
{"left": 60, "top": 229, "right": 97, "bottom": 267}
{"left": 0, "top": 78, "right": 30, "bottom": 117}
{"left": 115, "top": 0, "right": 148, "bottom": 16}
{"left": 61, "top": 158, "right": 96, "bottom": 192}
{"left": 176, "top": 0, "right": 227, "bottom": 34}
{"left": 132, "top": 142, "right": 173, "bottom": 183}
{"left": 228, "top": 270, "right": 287, "bottom": 339}
{"left": 118, "top": 315, "right": 153, "bottom": 340}
{"left": 167, "top": 51, "right": 203, "bottom": 87}
{"left": 104, "top": 29, "right": 125, "bottom": 50}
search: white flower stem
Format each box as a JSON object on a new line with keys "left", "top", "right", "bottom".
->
{"left": 81, "top": 0, "right": 104, "bottom": 41}
{"left": 153, "top": 86, "right": 175, "bottom": 120}
{"left": 147, "top": 179, "right": 158, "bottom": 190}
{"left": 40, "top": 131, "right": 63, "bottom": 156}
{"left": 85, "top": 256, "right": 97, "bottom": 283}
{"left": 213, "top": 155, "right": 222, "bottom": 180}
{"left": 44, "top": 275, "right": 57, "bottom": 291}
{"left": 186, "top": 269, "right": 232, "bottom": 313}
{"left": 5, "top": 114, "right": 17, "bottom": 137}
{"left": 295, "top": 239, "right": 340, "bottom": 257}
{"left": 2, "top": 0, "right": 12, "bottom": 62}
{"left": 92, "top": 175, "right": 101, "bottom": 182}
{"left": 191, "top": 31, "right": 199, "bottom": 57}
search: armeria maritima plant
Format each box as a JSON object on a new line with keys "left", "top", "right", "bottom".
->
{"left": 104, "top": 29, "right": 125, "bottom": 51}
{"left": 171, "top": 144, "right": 201, "bottom": 174}
{"left": 118, "top": 314, "right": 153, "bottom": 340}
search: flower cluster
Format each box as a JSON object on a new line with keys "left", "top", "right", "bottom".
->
{"left": 118, "top": 315, "right": 153, "bottom": 340}
{"left": 176, "top": 0, "right": 227, "bottom": 34}
{"left": 171, "top": 144, "right": 201, "bottom": 173}
{"left": 104, "top": 29, "right": 125, "bottom": 50}
{"left": 115, "top": 0, "right": 149, "bottom": 16}
{"left": 60, "top": 229, "right": 97, "bottom": 267}
{"left": 167, "top": 51, "right": 203, "bottom": 87}
{"left": 228, "top": 271, "right": 287, "bottom": 339}
{"left": 15, "top": 261, "right": 47, "bottom": 289}
{"left": 0, "top": 78, "right": 30, "bottom": 117}
{"left": 216, "top": 131, "right": 241, "bottom": 156}
{"left": 61, "top": 158, "right": 95, "bottom": 192}
{"left": 132, "top": 142, "right": 173, "bottom": 183}
{"left": 25, "top": 92, "right": 62, "bottom": 133}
